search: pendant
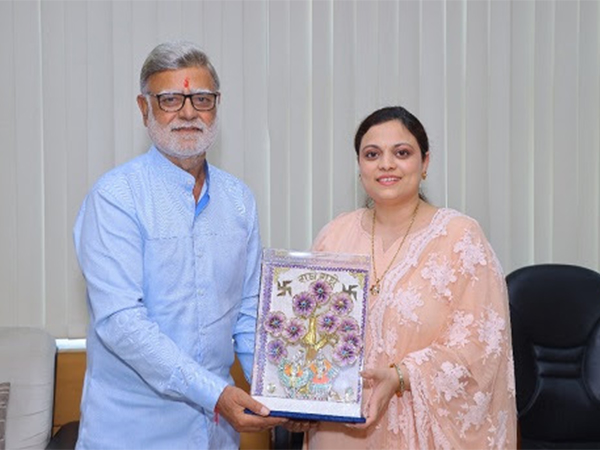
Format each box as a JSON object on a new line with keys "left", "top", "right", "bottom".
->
{"left": 370, "top": 282, "right": 380, "bottom": 296}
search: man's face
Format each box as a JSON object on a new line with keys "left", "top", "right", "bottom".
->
{"left": 137, "top": 66, "right": 219, "bottom": 159}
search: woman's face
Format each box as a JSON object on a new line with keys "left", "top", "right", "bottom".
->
{"left": 358, "top": 119, "right": 429, "bottom": 207}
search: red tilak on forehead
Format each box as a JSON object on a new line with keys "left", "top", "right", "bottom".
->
{"left": 183, "top": 78, "right": 189, "bottom": 88}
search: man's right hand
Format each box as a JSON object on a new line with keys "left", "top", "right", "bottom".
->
{"left": 215, "top": 385, "right": 288, "bottom": 432}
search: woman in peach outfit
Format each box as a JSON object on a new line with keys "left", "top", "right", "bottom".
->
{"left": 305, "top": 106, "right": 517, "bottom": 449}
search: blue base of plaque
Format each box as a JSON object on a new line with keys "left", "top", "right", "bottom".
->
{"left": 244, "top": 408, "right": 366, "bottom": 423}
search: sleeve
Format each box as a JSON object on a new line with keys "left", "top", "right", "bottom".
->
{"left": 399, "top": 218, "right": 516, "bottom": 449}
{"left": 73, "top": 186, "right": 229, "bottom": 413}
{"left": 233, "top": 192, "right": 262, "bottom": 383}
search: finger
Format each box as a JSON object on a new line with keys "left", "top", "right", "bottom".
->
{"left": 360, "top": 369, "right": 374, "bottom": 380}
{"left": 235, "top": 392, "right": 271, "bottom": 417}
{"left": 238, "top": 415, "right": 288, "bottom": 432}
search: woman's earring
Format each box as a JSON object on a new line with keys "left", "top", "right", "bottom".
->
{"left": 421, "top": 172, "right": 427, "bottom": 180}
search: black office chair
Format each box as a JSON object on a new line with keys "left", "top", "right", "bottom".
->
{"left": 507, "top": 264, "right": 600, "bottom": 449}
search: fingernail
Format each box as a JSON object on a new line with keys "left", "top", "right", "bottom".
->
{"left": 260, "top": 406, "right": 270, "bottom": 416}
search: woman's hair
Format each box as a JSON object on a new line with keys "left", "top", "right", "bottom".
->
{"left": 140, "top": 41, "right": 220, "bottom": 93}
{"left": 355, "top": 106, "right": 430, "bottom": 204}
{"left": 354, "top": 106, "right": 429, "bottom": 160}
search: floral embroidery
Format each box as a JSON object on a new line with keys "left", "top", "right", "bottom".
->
{"left": 477, "top": 306, "right": 506, "bottom": 359}
{"left": 386, "top": 397, "right": 401, "bottom": 435}
{"left": 457, "top": 391, "right": 491, "bottom": 436}
{"left": 421, "top": 253, "right": 457, "bottom": 301}
{"left": 352, "top": 209, "right": 514, "bottom": 448}
{"left": 506, "top": 351, "right": 516, "bottom": 398}
{"left": 389, "top": 285, "right": 424, "bottom": 326}
{"left": 487, "top": 410, "right": 509, "bottom": 450}
{"left": 408, "top": 348, "right": 434, "bottom": 366}
{"left": 443, "top": 310, "right": 474, "bottom": 348}
{"left": 453, "top": 230, "right": 487, "bottom": 280}
{"left": 368, "top": 209, "right": 461, "bottom": 363}
{"left": 432, "top": 361, "right": 470, "bottom": 402}
{"left": 384, "top": 329, "right": 398, "bottom": 358}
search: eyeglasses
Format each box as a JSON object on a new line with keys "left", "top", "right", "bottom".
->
{"left": 147, "top": 92, "right": 220, "bottom": 112}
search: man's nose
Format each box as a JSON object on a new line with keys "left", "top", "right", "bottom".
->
{"left": 178, "top": 97, "right": 197, "bottom": 119}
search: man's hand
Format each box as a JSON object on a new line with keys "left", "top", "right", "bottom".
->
{"left": 215, "top": 385, "right": 288, "bottom": 432}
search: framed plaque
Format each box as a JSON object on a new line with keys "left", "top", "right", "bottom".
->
{"left": 250, "top": 248, "right": 369, "bottom": 423}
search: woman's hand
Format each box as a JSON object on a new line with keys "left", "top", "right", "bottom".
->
{"left": 350, "top": 366, "right": 400, "bottom": 429}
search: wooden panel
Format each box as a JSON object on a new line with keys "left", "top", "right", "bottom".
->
{"left": 52, "top": 351, "right": 270, "bottom": 449}
{"left": 52, "top": 351, "right": 86, "bottom": 435}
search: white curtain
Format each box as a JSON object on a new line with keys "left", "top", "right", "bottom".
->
{"left": 0, "top": 0, "right": 598, "bottom": 338}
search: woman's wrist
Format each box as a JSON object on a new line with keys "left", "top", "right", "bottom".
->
{"left": 389, "top": 363, "right": 408, "bottom": 397}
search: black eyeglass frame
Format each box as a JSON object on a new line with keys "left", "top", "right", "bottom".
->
{"left": 147, "top": 92, "right": 220, "bottom": 112}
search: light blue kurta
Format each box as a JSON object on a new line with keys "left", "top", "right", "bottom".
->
{"left": 73, "top": 147, "right": 260, "bottom": 449}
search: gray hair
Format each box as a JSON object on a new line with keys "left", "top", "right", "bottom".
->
{"left": 140, "top": 41, "right": 220, "bottom": 93}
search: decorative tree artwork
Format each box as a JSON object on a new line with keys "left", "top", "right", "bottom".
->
{"left": 251, "top": 249, "right": 369, "bottom": 422}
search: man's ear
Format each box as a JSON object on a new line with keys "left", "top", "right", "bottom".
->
{"left": 137, "top": 95, "right": 149, "bottom": 127}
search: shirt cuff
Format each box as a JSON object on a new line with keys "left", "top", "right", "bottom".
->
{"left": 168, "top": 364, "right": 230, "bottom": 412}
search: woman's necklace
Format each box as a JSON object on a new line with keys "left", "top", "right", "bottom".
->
{"left": 369, "top": 201, "right": 420, "bottom": 296}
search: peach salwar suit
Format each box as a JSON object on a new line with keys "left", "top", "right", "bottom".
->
{"left": 306, "top": 208, "right": 517, "bottom": 450}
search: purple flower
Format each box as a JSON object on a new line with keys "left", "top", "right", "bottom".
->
{"left": 333, "top": 342, "right": 359, "bottom": 367}
{"left": 341, "top": 332, "right": 362, "bottom": 349}
{"left": 292, "top": 292, "right": 317, "bottom": 318}
{"left": 266, "top": 339, "right": 287, "bottom": 364}
{"left": 317, "top": 313, "right": 341, "bottom": 335}
{"left": 310, "top": 280, "right": 332, "bottom": 304}
{"left": 338, "top": 317, "right": 360, "bottom": 335}
{"left": 264, "top": 311, "right": 287, "bottom": 336}
{"left": 283, "top": 318, "right": 306, "bottom": 343}
{"left": 330, "top": 292, "right": 353, "bottom": 315}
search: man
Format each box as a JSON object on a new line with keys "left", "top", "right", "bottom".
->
{"left": 73, "top": 41, "right": 285, "bottom": 449}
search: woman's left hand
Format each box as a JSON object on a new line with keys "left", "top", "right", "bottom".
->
{"left": 348, "top": 367, "right": 399, "bottom": 429}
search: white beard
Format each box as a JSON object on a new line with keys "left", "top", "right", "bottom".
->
{"left": 146, "top": 104, "right": 219, "bottom": 159}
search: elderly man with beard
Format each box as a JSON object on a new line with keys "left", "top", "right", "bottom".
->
{"left": 73, "top": 41, "right": 286, "bottom": 450}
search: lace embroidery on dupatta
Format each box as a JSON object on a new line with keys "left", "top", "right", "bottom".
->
{"left": 404, "top": 360, "right": 452, "bottom": 450}
{"left": 367, "top": 208, "right": 461, "bottom": 360}
{"left": 506, "top": 352, "right": 516, "bottom": 398}
{"left": 421, "top": 253, "right": 457, "bottom": 301}
{"left": 457, "top": 390, "right": 492, "bottom": 437}
{"left": 443, "top": 310, "right": 475, "bottom": 348}
{"left": 477, "top": 305, "right": 506, "bottom": 360}
{"left": 453, "top": 229, "right": 487, "bottom": 281}
{"left": 488, "top": 410, "right": 510, "bottom": 450}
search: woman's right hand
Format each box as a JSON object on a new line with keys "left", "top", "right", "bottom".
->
{"left": 349, "top": 366, "right": 400, "bottom": 429}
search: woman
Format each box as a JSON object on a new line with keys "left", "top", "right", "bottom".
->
{"left": 306, "top": 106, "right": 516, "bottom": 449}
